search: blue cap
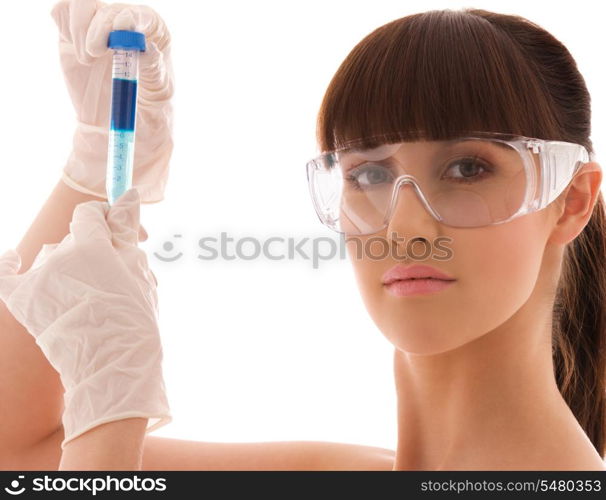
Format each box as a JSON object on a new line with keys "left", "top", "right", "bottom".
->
{"left": 108, "top": 30, "right": 146, "bottom": 51}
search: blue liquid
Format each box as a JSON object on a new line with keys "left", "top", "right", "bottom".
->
{"left": 107, "top": 78, "right": 138, "bottom": 204}
{"left": 111, "top": 78, "right": 137, "bottom": 131}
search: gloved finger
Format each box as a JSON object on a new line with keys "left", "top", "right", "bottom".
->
{"left": 86, "top": 3, "right": 169, "bottom": 59}
{"left": 149, "top": 268, "right": 158, "bottom": 287}
{"left": 69, "top": 200, "right": 112, "bottom": 244}
{"left": 50, "top": 0, "right": 72, "bottom": 43}
{"left": 86, "top": 3, "right": 134, "bottom": 58}
{"left": 106, "top": 188, "right": 141, "bottom": 248}
{"left": 30, "top": 243, "right": 61, "bottom": 271}
{"left": 135, "top": 5, "right": 173, "bottom": 86}
{"left": 138, "top": 41, "right": 175, "bottom": 102}
{"left": 85, "top": 3, "right": 173, "bottom": 103}
{"left": 139, "top": 223, "right": 148, "bottom": 243}
{"left": 132, "top": 249, "right": 159, "bottom": 310}
{"left": 70, "top": 0, "right": 103, "bottom": 65}
{"left": 134, "top": 5, "right": 172, "bottom": 51}
{"left": 0, "top": 249, "right": 23, "bottom": 304}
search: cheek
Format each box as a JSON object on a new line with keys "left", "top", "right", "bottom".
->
{"left": 346, "top": 216, "right": 548, "bottom": 355}
{"left": 455, "top": 217, "right": 546, "bottom": 332}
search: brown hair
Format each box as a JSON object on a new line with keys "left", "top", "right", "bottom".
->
{"left": 316, "top": 8, "right": 606, "bottom": 457}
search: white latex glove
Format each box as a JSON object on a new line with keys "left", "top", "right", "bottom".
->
{"left": 51, "top": 0, "right": 174, "bottom": 203}
{"left": 0, "top": 189, "right": 171, "bottom": 449}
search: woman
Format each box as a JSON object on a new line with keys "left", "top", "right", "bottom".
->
{"left": 0, "top": 1, "right": 604, "bottom": 470}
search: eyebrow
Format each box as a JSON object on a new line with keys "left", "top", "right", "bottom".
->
{"left": 484, "top": 141, "right": 515, "bottom": 151}
{"left": 332, "top": 138, "right": 519, "bottom": 167}
{"left": 453, "top": 138, "right": 514, "bottom": 149}
{"left": 339, "top": 156, "right": 400, "bottom": 173}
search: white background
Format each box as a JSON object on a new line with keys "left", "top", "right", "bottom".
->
{"left": 0, "top": 0, "right": 604, "bottom": 451}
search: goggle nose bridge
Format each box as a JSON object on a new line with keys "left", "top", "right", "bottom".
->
{"left": 385, "top": 174, "right": 444, "bottom": 223}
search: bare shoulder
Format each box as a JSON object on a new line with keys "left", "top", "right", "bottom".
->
{"left": 142, "top": 436, "right": 396, "bottom": 471}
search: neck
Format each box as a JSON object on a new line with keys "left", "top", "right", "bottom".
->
{"left": 392, "top": 288, "right": 586, "bottom": 470}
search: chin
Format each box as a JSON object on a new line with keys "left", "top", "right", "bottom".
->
{"left": 372, "top": 304, "right": 492, "bottom": 356}
{"left": 386, "top": 330, "right": 473, "bottom": 356}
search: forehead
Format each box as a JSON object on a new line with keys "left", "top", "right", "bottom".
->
{"left": 336, "top": 138, "right": 518, "bottom": 163}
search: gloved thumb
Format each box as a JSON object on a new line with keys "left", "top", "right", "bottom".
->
{"left": 112, "top": 8, "right": 137, "bottom": 31}
{"left": 0, "top": 249, "right": 23, "bottom": 304}
{"left": 85, "top": 2, "right": 135, "bottom": 59}
{"left": 70, "top": 200, "right": 112, "bottom": 244}
{"left": 106, "top": 188, "right": 141, "bottom": 247}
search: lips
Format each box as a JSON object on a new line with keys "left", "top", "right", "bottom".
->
{"left": 381, "top": 264, "right": 455, "bottom": 285}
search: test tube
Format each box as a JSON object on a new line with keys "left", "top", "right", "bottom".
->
{"left": 106, "top": 30, "right": 146, "bottom": 205}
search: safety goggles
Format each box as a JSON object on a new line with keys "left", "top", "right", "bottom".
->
{"left": 306, "top": 132, "right": 592, "bottom": 235}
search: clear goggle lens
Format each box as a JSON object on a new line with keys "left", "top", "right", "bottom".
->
{"left": 307, "top": 136, "right": 588, "bottom": 234}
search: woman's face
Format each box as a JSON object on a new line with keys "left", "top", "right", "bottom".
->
{"left": 344, "top": 140, "right": 561, "bottom": 355}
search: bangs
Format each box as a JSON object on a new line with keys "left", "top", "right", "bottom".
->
{"left": 316, "top": 9, "right": 564, "bottom": 152}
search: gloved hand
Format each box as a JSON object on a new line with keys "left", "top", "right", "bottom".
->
{"left": 0, "top": 189, "right": 171, "bottom": 449}
{"left": 51, "top": 0, "right": 174, "bottom": 203}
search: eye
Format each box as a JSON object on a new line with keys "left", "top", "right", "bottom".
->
{"left": 345, "top": 164, "right": 395, "bottom": 189}
{"left": 443, "top": 157, "right": 492, "bottom": 184}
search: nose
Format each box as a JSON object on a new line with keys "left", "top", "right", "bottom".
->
{"left": 384, "top": 177, "right": 441, "bottom": 236}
